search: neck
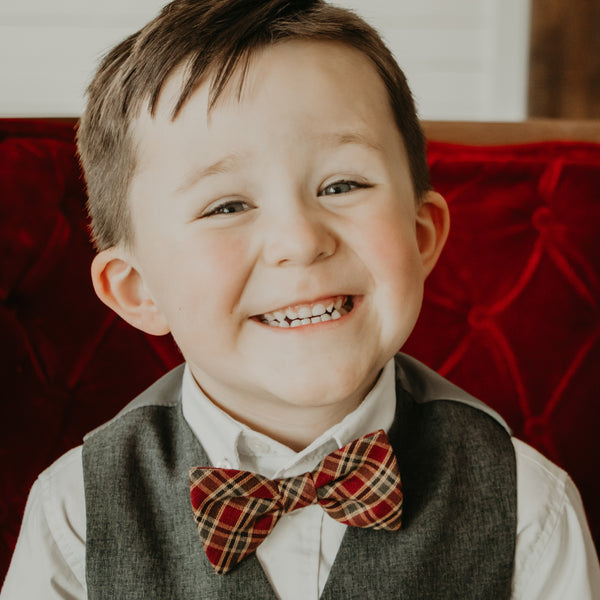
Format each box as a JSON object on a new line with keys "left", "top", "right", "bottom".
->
{"left": 187, "top": 365, "right": 383, "bottom": 452}
{"left": 211, "top": 394, "right": 363, "bottom": 452}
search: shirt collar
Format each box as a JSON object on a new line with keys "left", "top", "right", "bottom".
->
{"left": 181, "top": 358, "right": 397, "bottom": 478}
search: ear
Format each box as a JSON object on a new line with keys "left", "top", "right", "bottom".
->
{"left": 415, "top": 191, "right": 450, "bottom": 277}
{"left": 91, "top": 248, "right": 171, "bottom": 336}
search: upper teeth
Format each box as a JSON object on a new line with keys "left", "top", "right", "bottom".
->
{"left": 261, "top": 296, "right": 347, "bottom": 327}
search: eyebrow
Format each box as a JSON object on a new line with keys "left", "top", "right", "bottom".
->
{"left": 317, "top": 131, "right": 385, "bottom": 154}
{"left": 176, "top": 153, "right": 245, "bottom": 195}
{"left": 175, "top": 131, "right": 383, "bottom": 195}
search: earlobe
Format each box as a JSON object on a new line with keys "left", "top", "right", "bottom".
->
{"left": 91, "top": 248, "right": 171, "bottom": 335}
{"left": 415, "top": 191, "right": 450, "bottom": 276}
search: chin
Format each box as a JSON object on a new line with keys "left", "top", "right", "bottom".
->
{"left": 266, "top": 363, "right": 380, "bottom": 410}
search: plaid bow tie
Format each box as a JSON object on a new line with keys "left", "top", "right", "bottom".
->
{"left": 189, "top": 429, "right": 403, "bottom": 574}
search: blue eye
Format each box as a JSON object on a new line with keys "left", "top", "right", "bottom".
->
{"left": 204, "top": 200, "right": 250, "bottom": 217}
{"left": 319, "top": 180, "right": 365, "bottom": 196}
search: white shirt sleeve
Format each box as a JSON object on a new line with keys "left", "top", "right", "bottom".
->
{"left": 0, "top": 447, "right": 86, "bottom": 600}
{"left": 511, "top": 438, "right": 600, "bottom": 599}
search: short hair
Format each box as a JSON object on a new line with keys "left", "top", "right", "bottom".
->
{"left": 77, "top": 0, "right": 431, "bottom": 250}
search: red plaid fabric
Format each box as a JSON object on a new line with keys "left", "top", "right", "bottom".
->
{"left": 189, "top": 429, "right": 403, "bottom": 574}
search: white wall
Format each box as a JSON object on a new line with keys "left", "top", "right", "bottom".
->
{"left": 0, "top": 0, "right": 530, "bottom": 120}
{"left": 334, "top": 0, "right": 531, "bottom": 121}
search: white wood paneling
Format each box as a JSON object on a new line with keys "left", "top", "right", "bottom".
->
{"left": 481, "top": 0, "right": 532, "bottom": 120}
{"left": 0, "top": 0, "right": 530, "bottom": 119}
{"left": 334, "top": 0, "right": 531, "bottom": 120}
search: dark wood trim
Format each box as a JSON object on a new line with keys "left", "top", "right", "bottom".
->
{"left": 528, "top": 0, "right": 600, "bottom": 119}
{"left": 422, "top": 119, "right": 600, "bottom": 144}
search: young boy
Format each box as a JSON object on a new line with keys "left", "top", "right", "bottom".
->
{"left": 2, "top": 0, "right": 599, "bottom": 598}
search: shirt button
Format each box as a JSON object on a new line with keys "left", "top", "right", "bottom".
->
{"left": 216, "top": 459, "right": 232, "bottom": 469}
{"left": 247, "top": 439, "right": 271, "bottom": 454}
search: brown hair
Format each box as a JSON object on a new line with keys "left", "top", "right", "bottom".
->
{"left": 77, "top": 0, "right": 431, "bottom": 250}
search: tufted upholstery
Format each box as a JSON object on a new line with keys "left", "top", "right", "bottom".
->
{"left": 1, "top": 118, "right": 599, "bottom": 581}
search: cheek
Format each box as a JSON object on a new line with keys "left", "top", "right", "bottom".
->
{"left": 358, "top": 217, "right": 423, "bottom": 282}
{"left": 197, "top": 234, "right": 248, "bottom": 278}
{"left": 361, "top": 218, "right": 425, "bottom": 349}
{"left": 139, "top": 229, "right": 251, "bottom": 318}
{"left": 179, "top": 233, "right": 255, "bottom": 322}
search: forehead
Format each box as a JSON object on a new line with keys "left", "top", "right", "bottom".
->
{"left": 140, "top": 40, "right": 392, "bottom": 127}
{"left": 130, "top": 39, "right": 405, "bottom": 175}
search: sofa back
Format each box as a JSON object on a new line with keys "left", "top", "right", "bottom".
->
{"left": 1, "top": 118, "right": 599, "bottom": 579}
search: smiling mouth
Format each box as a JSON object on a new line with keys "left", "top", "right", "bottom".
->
{"left": 257, "top": 295, "right": 355, "bottom": 328}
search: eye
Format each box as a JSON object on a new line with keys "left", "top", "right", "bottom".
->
{"left": 319, "top": 180, "right": 368, "bottom": 196}
{"left": 203, "top": 199, "right": 251, "bottom": 217}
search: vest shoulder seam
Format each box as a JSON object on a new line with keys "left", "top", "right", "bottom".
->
{"left": 395, "top": 353, "right": 512, "bottom": 434}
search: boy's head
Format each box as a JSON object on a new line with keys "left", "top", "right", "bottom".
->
{"left": 84, "top": 0, "right": 450, "bottom": 448}
{"left": 78, "top": 0, "right": 431, "bottom": 251}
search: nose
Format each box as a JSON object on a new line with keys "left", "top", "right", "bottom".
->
{"left": 261, "top": 202, "right": 337, "bottom": 267}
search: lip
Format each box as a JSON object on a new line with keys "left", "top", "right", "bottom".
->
{"left": 252, "top": 295, "right": 359, "bottom": 329}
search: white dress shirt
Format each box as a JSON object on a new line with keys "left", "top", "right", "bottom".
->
{"left": 2, "top": 359, "right": 599, "bottom": 599}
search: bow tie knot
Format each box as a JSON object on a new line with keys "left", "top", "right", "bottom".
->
{"left": 190, "top": 429, "right": 403, "bottom": 574}
{"left": 277, "top": 473, "right": 319, "bottom": 512}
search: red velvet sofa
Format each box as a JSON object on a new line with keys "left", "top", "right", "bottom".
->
{"left": 1, "top": 118, "right": 600, "bottom": 580}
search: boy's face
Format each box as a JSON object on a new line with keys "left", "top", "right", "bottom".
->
{"left": 99, "top": 40, "right": 448, "bottom": 440}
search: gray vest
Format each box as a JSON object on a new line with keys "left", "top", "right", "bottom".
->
{"left": 83, "top": 354, "right": 516, "bottom": 599}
